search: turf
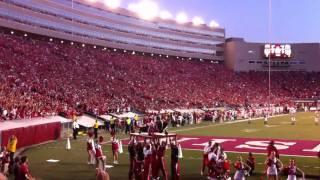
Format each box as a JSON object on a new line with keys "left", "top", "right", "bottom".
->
{"left": 19, "top": 112, "right": 320, "bottom": 180}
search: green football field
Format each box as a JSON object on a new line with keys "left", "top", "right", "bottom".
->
{"left": 19, "top": 112, "right": 320, "bottom": 180}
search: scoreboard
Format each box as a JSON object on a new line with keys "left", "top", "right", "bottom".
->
{"left": 264, "top": 44, "right": 292, "bottom": 59}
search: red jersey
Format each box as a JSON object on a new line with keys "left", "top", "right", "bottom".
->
{"left": 19, "top": 163, "right": 31, "bottom": 180}
{"left": 112, "top": 140, "right": 119, "bottom": 152}
{"left": 157, "top": 146, "right": 166, "bottom": 158}
{"left": 87, "top": 138, "right": 94, "bottom": 151}
{"left": 95, "top": 144, "right": 103, "bottom": 158}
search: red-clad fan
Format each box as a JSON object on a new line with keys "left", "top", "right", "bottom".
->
{"left": 134, "top": 142, "right": 144, "bottom": 180}
{"left": 87, "top": 131, "right": 95, "bottom": 165}
{"left": 156, "top": 140, "right": 168, "bottom": 180}
{"left": 111, "top": 136, "right": 119, "bottom": 164}
{"left": 19, "top": 156, "right": 34, "bottom": 180}
{"left": 143, "top": 142, "right": 153, "bottom": 180}
{"left": 201, "top": 140, "right": 212, "bottom": 176}
{"left": 95, "top": 136, "right": 106, "bottom": 170}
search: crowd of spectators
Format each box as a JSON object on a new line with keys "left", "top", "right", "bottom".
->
{"left": 0, "top": 31, "right": 320, "bottom": 121}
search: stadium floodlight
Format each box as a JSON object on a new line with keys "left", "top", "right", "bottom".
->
{"left": 176, "top": 12, "right": 188, "bottom": 24}
{"left": 86, "top": 0, "right": 97, "bottom": 3}
{"left": 104, "top": 0, "right": 121, "bottom": 9}
{"left": 192, "top": 16, "right": 204, "bottom": 26}
{"left": 159, "top": 10, "right": 173, "bottom": 20}
{"left": 209, "top": 20, "right": 219, "bottom": 28}
{"left": 128, "top": 3, "right": 138, "bottom": 12}
{"left": 131, "top": 0, "right": 159, "bottom": 20}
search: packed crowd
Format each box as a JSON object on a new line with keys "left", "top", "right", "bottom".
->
{"left": 1, "top": 30, "right": 320, "bottom": 121}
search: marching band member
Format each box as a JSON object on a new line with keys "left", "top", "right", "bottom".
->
{"left": 233, "top": 156, "right": 251, "bottom": 180}
{"left": 265, "top": 151, "right": 283, "bottom": 180}
{"left": 87, "top": 131, "right": 96, "bottom": 165}
{"left": 111, "top": 136, "right": 119, "bottom": 164}
{"left": 315, "top": 110, "right": 319, "bottom": 126}
{"left": 290, "top": 107, "right": 296, "bottom": 125}
{"left": 201, "top": 141, "right": 212, "bottom": 176}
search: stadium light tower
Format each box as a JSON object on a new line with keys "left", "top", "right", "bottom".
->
{"left": 209, "top": 20, "right": 219, "bottom": 28}
{"left": 192, "top": 16, "right": 204, "bottom": 26}
{"left": 104, "top": 0, "right": 121, "bottom": 9}
{"left": 159, "top": 10, "right": 173, "bottom": 20}
{"left": 176, "top": 12, "right": 188, "bottom": 24}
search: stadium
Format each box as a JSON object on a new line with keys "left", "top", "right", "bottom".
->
{"left": 0, "top": 0, "right": 319, "bottom": 180}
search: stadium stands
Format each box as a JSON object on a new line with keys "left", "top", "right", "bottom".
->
{"left": 0, "top": 30, "right": 319, "bottom": 121}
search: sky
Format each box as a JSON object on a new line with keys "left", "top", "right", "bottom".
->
{"left": 119, "top": 0, "right": 320, "bottom": 43}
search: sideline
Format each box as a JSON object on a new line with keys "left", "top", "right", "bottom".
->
{"left": 171, "top": 114, "right": 287, "bottom": 133}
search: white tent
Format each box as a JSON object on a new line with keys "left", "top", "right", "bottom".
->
{"left": 99, "top": 115, "right": 112, "bottom": 121}
{"left": 110, "top": 112, "right": 139, "bottom": 119}
{"left": 76, "top": 115, "right": 104, "bottom": 128}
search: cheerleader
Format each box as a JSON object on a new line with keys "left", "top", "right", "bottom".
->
{"left": 143, "top": 142, "right": 152, "bottom": 180}
{"left": 111, "top": 136, "right": 119, "bottom": 164}
{"left": 246, "top": 152, "right": 255, "bottom": 176}
{"left": 94, "top": 137, "right": 106, "bottom": 170}
{"left": 156, "top": 141, "right": 168, "bottom": 180}
{"left": 201, "top": 141, "right": 212, "bottom": 176}
{"left": 87, "top": 131, "right": 95, "bottom": 164}
{"left": 128, "top": 139, "right": 136, "bottom": 180}
{"left": 284, "top": 159, "right": 305, "bottom": 180}
{"left": 134, "top": 142, "right": 144, "bottom": 180}
{"left": 170, "top": 142, "right": 180, "bottom": 180}
{"left": 265, "top": 151, "right": 283, "bottom": 180}
{"left": 233, "top": 156, "right": 251, "bottom": 180}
